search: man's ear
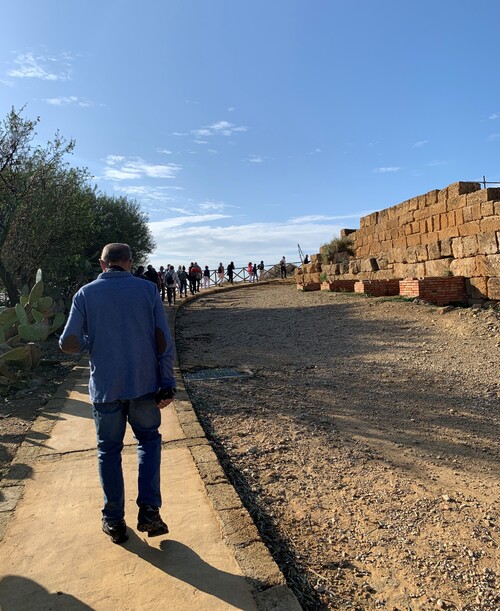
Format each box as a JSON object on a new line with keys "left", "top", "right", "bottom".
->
{"left": 99, "top": 259, "right": 107, "bottom": 272}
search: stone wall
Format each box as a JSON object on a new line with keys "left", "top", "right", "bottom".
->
{"left": 297, "top": 181, "right": 500, "bottom": 303}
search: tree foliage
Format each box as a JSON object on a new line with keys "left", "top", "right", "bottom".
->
{"left": 0, "top": 108, "right": 155, "bottom": 305}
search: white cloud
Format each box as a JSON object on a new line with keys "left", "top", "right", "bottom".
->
{"left": 44, "top": 95, "right": 93, "bottom": 107}
{"left": 191, "top": 120, "right": 248, "bottom": 138}
{"left": 373, "top": 166, "right": 401, "bottom": 173}
{"left": 413, "top": 140, "right": 429, "bottom": 148}
{"left": 157, "top": 149, "right": 173, "bottom": 155}
{"left": 199, "top": 201, "right": 232, "bottom": 212}
{"left": 245, "top": 154, "right": 265, "bottom": 164}
{"left": 488, "top": 134, "right": 500, "bottom": 141}
{"left": 150, "top": 213, "right": 230, "bottom": 231}
{"left": 112, "top": 184, "right": 180, "bottom": 203}
{"left": 7, "top": 51, "right": 72, "bottom": 81}
{"left": 103, "top": 155, "right": 182, "bottom": 181}
{"left": 147, "top": 215, "right": 357, "bottom": 271}
{"left": 427, "top": 160, "right": 447, "bottom": 167}
{"left": 488, "top": 113, "right": 499, "bottom": 120}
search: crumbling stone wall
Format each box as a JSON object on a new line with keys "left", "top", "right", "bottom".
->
{"left": 298, "top": 181, "right": 500, "bottom": 303}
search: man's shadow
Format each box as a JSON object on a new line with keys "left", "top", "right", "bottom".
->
{"left": 124, "top": 531, "right": 262, "bottom": 610}
{"left": 0, "top": 575, "right": 94, "bottom": 610}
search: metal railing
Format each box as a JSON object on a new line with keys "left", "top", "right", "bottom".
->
{"left": 203, "top": 262, "right": 301, "bottom": 287}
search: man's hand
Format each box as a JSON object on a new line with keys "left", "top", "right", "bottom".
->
{"left": 155, "top": 386, "right": 176, "bottom": 408}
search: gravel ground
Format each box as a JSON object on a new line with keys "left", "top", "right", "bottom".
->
{"left": 175, "top": 284, "right": 500, "bottom": 611}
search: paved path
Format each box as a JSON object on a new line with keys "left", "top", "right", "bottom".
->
{"left": 0, "top": 292, "right": 301, "bottom": 610}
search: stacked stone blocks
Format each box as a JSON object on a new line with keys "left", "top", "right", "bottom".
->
{"left": 296, "top": 181, "right": 500, "bottom": 303}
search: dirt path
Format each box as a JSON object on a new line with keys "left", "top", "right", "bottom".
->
{"left": 176, "top": 284, "right": 499, "bottom": 610}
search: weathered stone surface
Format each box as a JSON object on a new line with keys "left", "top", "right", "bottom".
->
{"left": 449, "top": 257, "right": 478, "bottom": 277}
{"left": 466, "top": 277, "right": 488, "bottom": 299}
{"left": 451, "top": 235, "right": 478, "bottom": 258}
{"left": 424, "top": 258, "right": 453, "bottom": 277}
{"left": 476, "top": 253, "right": 500, "bottom": 276}
{"left": 427, "top": 241, "right": 441, "bottom": 260}
{"left": 477, "top": 232, "right": 498, "bottom": 255}
{"left": 487, "top": 277, "right": 500, "bottom": 299}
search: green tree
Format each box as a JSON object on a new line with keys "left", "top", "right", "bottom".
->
{"left": 0, "top": 107, "right": 74, "bottom": 304}
{"left": 86, "top": 194, "right": 156, "bottom": 267}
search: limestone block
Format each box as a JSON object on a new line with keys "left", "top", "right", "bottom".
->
{"left": 466, "top": 277, "right": 488, "bottom": 299}
{"left": 466, "top": 187, "right": 500, "bottom": 205}
{"left": 477, "top": 232, "right": 499, "bottom": 255}
{"left": 438, "top": 187, "right": 448, "bottom": 203}
{"left": 447, "top": 181, "right": 481, "bottom": 198}
{"left": 481, "top": 201, "right": 495, "bottom": 216}
{"left": 394, "top": 262, "right": 424, "bottom": 278}
{"left": 452, "top": 235, "right": 478, "bottom": 258}
{"left": 377, "top": 255, "right": 389, "bottom": 270}
{"left": 487, "top": 277, "right": 500, "bottom": 299}
{"left": 439, "top": 238, "right": 452, "bottom": 257}
{"left": 407, "top": 234, "right": 421, "bottom": 247}
{"left": 463, "top": 204, "right": 482, "bottom": 223}
{"left": 480, "top": 215, "right": 500, "bottom": 233}
{"left": 449, "top": 257, "right": 478, "bottom": 277}
{"left": 415, "top": 244, "right": 428, "bottom": 262}
{"left": 394, "top": 237, "right": 408, "bottom": 251}
{"left": 476, "top": 254, "right": 500, "bottom": 276}
{"left": 402, "top": 246, "right": 416, "bottom": 263}
{"left": 425, "top": 258, "right": 453, "bottom": 277}
{"left": 458, "top": 221, "right": 481, "bottom": 237}
{"left": 427, "top": 241, "right": 441, "bottom": 260}
{"left": 426, "top": 190, "right": 440, "bottom": 206}
{"left": 439, "top": 226, "right": 460, "bottom": 240}
{"left": 447, "top": 196, "right": 467, "bottom": 212}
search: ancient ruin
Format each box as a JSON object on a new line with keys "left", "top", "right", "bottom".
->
{"left": 297, "top": 181, "right": 500, "bottom": 305}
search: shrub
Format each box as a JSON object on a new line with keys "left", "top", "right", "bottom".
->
{"left": 319, "top": 236, "right": 355, "bottom": 263}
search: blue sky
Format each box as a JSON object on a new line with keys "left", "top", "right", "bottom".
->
{"left": 2, "top": 0, "right": 500, "bottom": 270}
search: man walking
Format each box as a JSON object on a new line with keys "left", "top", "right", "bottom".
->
{"left": 59, "top": 243, "right": 176, "bottom": 544}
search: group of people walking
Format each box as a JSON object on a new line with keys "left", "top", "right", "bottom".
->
{"left": 133, "top": 257, "right": 289, "bottom": 305}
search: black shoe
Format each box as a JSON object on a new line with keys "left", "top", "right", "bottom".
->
{"left": 137, "top": 505, "right": 169, "bottom": 537}
{"left": 102, "top": 519, "right": 128, "bottom": 544}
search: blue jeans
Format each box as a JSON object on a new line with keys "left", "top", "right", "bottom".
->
{"left": 93, "top": 394, "right": 162, "bottom": 524}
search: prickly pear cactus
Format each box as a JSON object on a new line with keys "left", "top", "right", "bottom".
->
{"left": 0, "top": 269, "right": 66, "bottom": 390}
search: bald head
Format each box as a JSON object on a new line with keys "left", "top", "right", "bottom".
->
{"left": 100, "top": 243, "right": 132, "bottom": 265}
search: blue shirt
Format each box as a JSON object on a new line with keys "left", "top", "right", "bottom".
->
{"left": 59, "top": 270, "right": 175, "bottom": 403}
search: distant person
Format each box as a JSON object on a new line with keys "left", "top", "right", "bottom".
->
{"left": 280, "top": 256, "right": 287, "bottom": 279}
{"left": 247, "top": 262, "right": 253, "bottom": 282}
{"left": 178, "top": 266, "right": 188, "bottom": 297}
{"left": 158, "top": 265, "right": 166, "bottom": 301}
{"left": 133, "top": 265, "right": 147, "bottom": 280}
{"left": 165, "top": 265, "right": 179, "bottom": 306}
{"left": 192, "top": 262, "right": 202, "bottom": 292}
{"left": 227, "top": 261, "right": 235, "bottom": 284}
{"left": 252, "top": 262, "right": 258, "bottom": 282}
{"left": 217, "top": 262, "right": 225, "bottom": 285}
{"left": 303, "top": 254, "right": 310, "bottom": 264}
{"left": 257, "top": 260, "right": 265, "bottom": 280}
{"left": 145, "top": 265, "right": 161, "bottom": 291}
{"left": 188, "top": 263, "right": 195, "bottom": 295}
{"left": 203, "top": 265, "right": 210, "bottom": 289}
{"left": 59, "top": 243, "right": 175, "bottom": 544}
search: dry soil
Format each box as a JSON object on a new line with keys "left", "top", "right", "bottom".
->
{"left": 175, "top": 284, "right": 500, "bottom": 611}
